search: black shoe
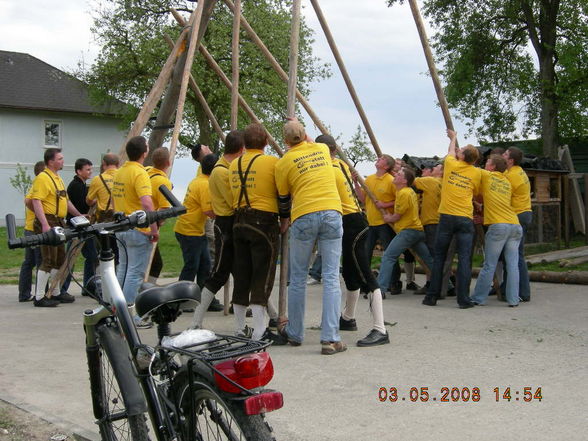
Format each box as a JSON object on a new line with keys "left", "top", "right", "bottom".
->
{"left": 268, "top": 318, "right": 278, "bottom": 331}
{"left": 458, "top": 302, "right": 475, "bottom": 309}
{"left": 34, "top": 297, "right": 59, "bottom": 307}
{"left": 19, "top": 295, "right": 34, "bottom": 302}
{"left": 357, "top": 329, "right": 390, "bottom": 347}
{"left": 446, "top": 287, "right": 456, "bottom": 297}
{"left": 414, "top": 282, "right": 429, "bottom": 295}
{"left": 182, "top": 307, "right": 195, "bottom": 313}
{"left": 278, "top": 326, "right": 301, "bottom": 346}
{"left": 508, "top": 304, "right": 519, "bottom": 308}
{"left": 261, "top": 328, "right": 288, "bottom": 345}
{"left": 339, "top": 316, "right": 358, "bottom": 331}
{"left": 519, "top": 297, "right": 530, "bottom": 302}
{"left": 52, "top": 292, "right": 75, "bottom": 303}
{"left": 406, "top": 282, "right": 421, "bottom": 291}
{"left": 422, "top": 296, "right": 438, "bottom": 306}
{"left": 388, "top": 282, "right": 402, "bottom": 295}
{"left": 207, "top": 298, "right": 224, "bottom": 312}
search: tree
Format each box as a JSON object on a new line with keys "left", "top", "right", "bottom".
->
{"left": 342, "top": 125, "right": 377, "bottom": 168}
{"left": 387, "top": 0, "right": 588, "bottom": 158}
{"left": 9, "top": 164, "right": 32, "bottom": 196}
{"left": 76, "top": 0, "right": 330, "bottom": 154}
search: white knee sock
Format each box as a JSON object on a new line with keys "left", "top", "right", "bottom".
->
{"left": 233, "top": 304, "right": 248, "bottom": 333}
{"left": 250, "top": 304, "right": 267, "bottom": 340}
{"left": 192, "top": 287, "right": 214, "bottom": 329}
{"left": 405, "top": 262, "right": 415, "bottom": 283}
{"left": 266, "top": 297, "right": 278, "bottom": 320}
{"left": 35, "top": 270, "right": 51, "bottom": 300}
{"left": 369, "top": 289, "right": 386, "bottom": 334}
{"left": 342, "top": 289, "right": 360, "bottom": 321}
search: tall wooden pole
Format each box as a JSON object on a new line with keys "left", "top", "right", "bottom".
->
{"left": 309, "top": 0, "right": 383, "bottom": 157}
{"left": 230, "top": 0, "right": 241, "bottom": 130}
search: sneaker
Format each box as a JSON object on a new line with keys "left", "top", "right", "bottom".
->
{"left": 306, "top": 277, "right": 321, "bottom": 286}
{"left": 268, "top": 318, "right": 279, "bottom": 331}
{"left": 19, "top": 295, "right": 34, "bottom": 303}
{"left": 261, "top": 328, "right": 288, "bottom": 345}
{"left": 135, "top": 319, "right": 153, "bottom": 329}
{"left": 52, "top": 292, "right": 76, "bottom": 303}
{"left": 207, "top": 298, "right": 224, "bottom": 312}
{"left": 406, "top": 282, "right": 421, "bottom": 291}
{"left": 422, "top": 296, "right": 438, "bottom": 306}
{"left": 235, "top": 325, "right": 253, "bottom": 339}
{"left": 388, "top": 282, "right": 402, "bottom": 295}
{"left": 33, "top": 297, "right": 59, "bottom": 308}
{"left": 357, "top": 329, "right": 390, "bottom": 347}
{"left": 414, "top": 282, "right": 429, "bottom": 295}
{"left": 320, "top": 340, "right": 347, "bottom": 355}
{"left": 339, "top": 316, "right": 358, "bottom": 331}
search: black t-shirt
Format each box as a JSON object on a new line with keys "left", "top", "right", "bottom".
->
{"left": 66, "top": 175, "right": 89, "bottom": 220}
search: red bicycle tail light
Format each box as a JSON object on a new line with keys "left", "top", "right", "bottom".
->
{"left": 243, "top": 391, "right": 283, "bottom": 415}
{"left": 214, "top": 353, "right": 274, "bottom": 393}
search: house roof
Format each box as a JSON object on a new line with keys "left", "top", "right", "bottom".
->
{"left": 0, "top": 50, "right": 125, "bottom": 116}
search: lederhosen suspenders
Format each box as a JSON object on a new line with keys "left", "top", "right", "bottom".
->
{"left": 236, "top": 154, "right": 262, "bottom": 210}
{"left": 338, "top": 162, "right": 363, "bottom": 213}
{"left": 99, "top": 174, "right": 113, "bottom": 210}
{"left": 42, "top": 170, "right": 65, "bottom": 217}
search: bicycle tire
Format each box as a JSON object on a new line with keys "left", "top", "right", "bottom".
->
{"left": 87, "top": 323, "right": 150, "bottom": 441}
{"left": 176, "top": 377, "right": 276, "bottom": 441}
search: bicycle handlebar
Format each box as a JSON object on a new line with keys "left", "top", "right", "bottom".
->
{"left": 6, "top": 185, "right": 186, "bottom": 249}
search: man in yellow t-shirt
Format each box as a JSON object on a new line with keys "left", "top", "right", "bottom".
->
{"left": 174, "top": 154, "right": 216, "bottom": 290}
{"left": 471, "top": 154, "right": 522, "bottom": 306}
{"left": 30, "top": 148, "right": 83, "bottom": 307}
{"left": 275, "top": 120, "right": 345, "bottom": 355}
{"left": 18, "top": 161, "right": 45, "bottom": 303}
{"left": 112, "top": 136, "right": 158, "bottom": 326}
{"left": 423, "top": 129, "right": 482, "bottom": 309}
{"left": 192, "top": 130, "right": 244, "bottom": 328}
{"left": 87, "top": 153, "right": 119, "bottom": 222}
{"left": 502, "top": 146, "right": 532, "bottom": 302}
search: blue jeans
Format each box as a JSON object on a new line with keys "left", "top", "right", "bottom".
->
{"left": 175, "top": 233, "right": 211, "bottom": 287}
{"left": 285, "top": 210, "right": 343, "bottom": 343}
{"left": 472, "top": 223, "right": 522, "bottom": 305}
{"left": 18, "top": 229, "right": 42, "bottom": 300}
{"left": 61, "top": 238, "right": 97, "bottom": 293}
{"left": 502, "top": 211, "right": 532, "bottom": 301}
{"left": 377, "top": 229, "right": 433, "bottom": 290}
{"left": 309, "top": 252, "right": 322, "bottom": 281}
{"left": 426, "top": 214, "right": 475, "bottom": 306}
{"left": 116, "top": 229, "right": 152, "bottom": 304}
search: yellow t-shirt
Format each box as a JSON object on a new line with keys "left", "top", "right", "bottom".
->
{"left": 87, "top": 168, "right": 117, "bottom": 212}
{"left": 393, "top": 187, "right": 423, "bottom": 233}
{"left": 30, "top": 169, "right": 68, "bottom": 218}
{"left": 112, "top": 161, "right": 152, "bottom": 215}
{"left": 209, "top": 156, "right": 234, "bottom": 217}
{"left": 275, "top": 141, "right": 341, "bottom": 222}
{"left": 414, "top": 176, "right": 442, "bottom": 226}
{"left": 229, "top": 150, "right": 278, "bottom": 214}
{"left": 333, "top": 159, "right": 361, "bottom": 215}
{"left": 364, "top": 173, "right": 395, "bottom": 226}
{"left": 504, "top": 165, "right": 532, "bottom": 214}
{"left": 147, "top": 167, "right": 172, "bottom": 210}
{"left": 24, "top": 188, "right": 35, "bottom": 231}
{"left": 480, "top": 170, "right": 519, "bottom": 225}
{"left": 438, "top": 155, "right": 481, "bottom": 219}
{"left": 174, "top": 174, "right": 211, "bottom": 236}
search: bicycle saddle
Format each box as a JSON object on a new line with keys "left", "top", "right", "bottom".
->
{"left": 135, "top": 281, "right": 201, "bottom": 323}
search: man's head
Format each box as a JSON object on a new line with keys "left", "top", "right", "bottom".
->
{"left": 33, "top": 160, "right": 45, "bottom": 176}
{"left": 432, "top": 163, "right": 444, "bottom": 178}
{"left": 152, "top": 147, "right": 171, "bottom": 171}
{"left": 394, "top": 167, "right": 415, "bottom": 188}
{"left": 102, "top": 153, "right": 119, "bottom": 169}
{"left": 457, "top": 144, "right": 480, "bottom": 165}
{"left": 200, "top": 153, "right": 218, "bottom": 176}
{"left": 244, "top": 123, "right": 268, "bottom": 150}
{"left": 225, "top": 130, "right": 245, "bottom": 155}
{"left": 503, "top": 146, "right": 523, "bottom": 168}
{"left": 126, "top": 136, "right": 149, "bottom": 162}
{"left": 283, "top": 120, "right": 306, "bottom": 146}
{"left": 375, "top": 154, "right": 395, "bottom": 173}
{"left": 315, "top": 134, "right": 337, "bottom": 155}
{"left": 189, "top": 143, "right": 212, "bottom": 162}
{"left": 486, "top": 154, "right": 507, "bottom": 173}
{"left": 44, "top": 148, "right": 64, "bottom": 171}
{"left": 421, "top": 166, "right": 433, "bottom": 177}
{"left": 75, "top": 158, "right": 93, "bottom": 181}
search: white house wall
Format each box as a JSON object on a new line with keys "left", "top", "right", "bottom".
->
{"left": 0, "top": 108, "right": 127, "bottom": 226}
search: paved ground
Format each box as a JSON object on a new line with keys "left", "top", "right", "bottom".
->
{"left": 0, "top": 273, "right": 586, "bottom": 441}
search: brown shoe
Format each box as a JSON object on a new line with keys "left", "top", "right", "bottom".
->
{"left": 321, "top": 340, "right": 347, "bottom": 355}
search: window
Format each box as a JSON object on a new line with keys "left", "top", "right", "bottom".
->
{"left": 44, "top": 120, "right": 62, "bottom": 148}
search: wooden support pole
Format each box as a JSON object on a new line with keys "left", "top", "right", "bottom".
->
{"left": 309, "top": 0, "right": 383, "bottom": 157}
{"left": 230, "top": 0, "right": 241, "bottom": 130}
{"left": 585, "top": 174, "right": 588, "bottom": 245}
{"left": 564, "top": 175, "right": 570, "bottom": 248}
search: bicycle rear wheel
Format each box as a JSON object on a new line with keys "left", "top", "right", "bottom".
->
{"left": 176, "top": 378, "right": 276, "bottom": 441}
{"left": 87, "top": 322, "right": 150, "bottom": 441}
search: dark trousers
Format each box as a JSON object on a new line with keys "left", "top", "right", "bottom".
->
{"left": 175, "top": 232, "right": 211, "bottom": 287}
{"left": 18, "top": 229, "right": 42, "bottom": 300}
{"left": 426, "top": 214, "right": 475, "bottom": 306}
{"left": 366, "top": 224, "right": 400, "bottom": 287}
{"left": 232, "top": 209, "right": 279, "bottom": 306}
{"left": 204, "top": 215, "right": 235, "bottom": 294}
{"left": 61, "top": 238, "right": 97, "bottom": 293}
{"left": 342, "top": 213, "right": 379, "bottom": 293}
{"left": 149, "top": 245, "right": 163, "bottom": 278}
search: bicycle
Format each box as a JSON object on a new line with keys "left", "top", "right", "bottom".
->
{"left": 6, "top": 185, "right": 283, "bottom": 441}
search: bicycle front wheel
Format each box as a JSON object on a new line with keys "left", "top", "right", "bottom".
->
{"left": 87, "top": 322, "right": 150, "bottom": 441}
{"left": 176, "top": 378, "right": 276, "bottom": 441}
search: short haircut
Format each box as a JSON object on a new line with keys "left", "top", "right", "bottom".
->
{"left": 126, "top": 136, "right": 148, "bottom": 161}
{"left": 461, "top": 145, "right": 480, "bottom": 165}
{"left": 402, "top": 167, "right": 415, "bottom": 187}
{"left": 315, "top": 134, "right": 337, "bottom": 153}
{"left": 381, "top": 154, "right": 395, "bottom": 172}
{"left": 152, "top": 147, "right": 170, "bottom": 169}
{"left": 44, "top": 148, "right": 62, "bottom": 165}
{"left": 225, "top": 130, "right": 245, "bottom": 154}
{"left": 491, "top": 147, "right": 505, "bottom": 155}
{"left": 75, "top": 158, "right": 93, "bottom": 172}
{"left": 244, "top": 123, "right": 268, "bottom": 150}
{"left": 507, "top": 146, "right": 523, "bottom": 165}
{"left": 102, "top": 153, "right": 119, "bottom": 167}
{"left": 200, "top": 153, "right": 217, "bottom": 175}
{"left": 34, "top": 161, "right": 45, "bottom": 176}
{"left": 489, "top": 154, "right": 507, "bottom": 173}
{"left": 283, "top": 121, "right": 306, "bottom": 146}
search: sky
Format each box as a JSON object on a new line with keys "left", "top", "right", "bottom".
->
{"left": 0, "top": 0, "right": 477, "bottom": 197}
